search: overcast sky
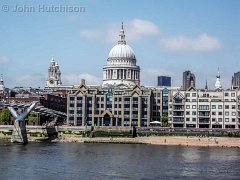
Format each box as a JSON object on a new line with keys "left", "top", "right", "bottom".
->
{"left": 0, "top": 0, "right": 240, "bottom": 89}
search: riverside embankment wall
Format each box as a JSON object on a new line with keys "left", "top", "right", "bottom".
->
{"left": 1, "top": 125, "right": 240, "bottom": 139}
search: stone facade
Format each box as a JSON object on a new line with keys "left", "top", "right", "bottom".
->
{"left": 102, "top": 23, "right": 140, "bottom": 87}
{"left": 67, "top": 83, "right": 165, "bottom": 127}
{"left": 46, "top": 57, "right": 62, "bottom": 88}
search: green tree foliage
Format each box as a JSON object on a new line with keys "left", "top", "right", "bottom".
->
{"left": 0, "top": 108, "right": 10, "bottom": 123}
{"left": 28, "top": 112, "right": 39, "bottom": 123}
{"left": 160, "top": 115, "right": 168, "bottom": 126}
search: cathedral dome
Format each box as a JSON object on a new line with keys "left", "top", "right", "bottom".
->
{"left": 102, "top": 22, "right": 140, "bottom": 87}
{"left": 108, "top": 44, "right": 136, "bottom": 59}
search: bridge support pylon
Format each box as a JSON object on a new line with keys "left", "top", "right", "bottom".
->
{"left": 11, "top": 120, "right": 28, "bottom": 144}
{"left": 8, "top": 102, "right": 37, "bottom": 144}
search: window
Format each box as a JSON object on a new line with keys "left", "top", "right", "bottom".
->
{"left": 218, "top": 105, "right": 222, "bottom": 109}
{"left": 218, "top": 112, "right": 222, "bottom": 115}
{"left": 225, "top": 93, "right": 229, "bottom": 96}
{"left": 192, "top": 105, "right": 196, "bottom": 109}
{"left": 192, "top": 93, "right": 196, "bottom": 97}
{"left": 225, "top": 112, "right": 229, "bottom": 116}
{"left": 232, "top": 118, "right": 235, "bottom": 122}
{"left": 186, "top": 111, "right": 190, "bottom": 115}
{"left": 232, "top": 105, "right": 236, "bottom": 109}
{"left": 225, "top": 105, "right": 229, "bottom": 109}
{"left": 218, "top": 118, "right": 222, "bottom": 122}
{"left": 186, "top": 118, "right": 190, "bottom": 121}
{"left": 192, "top": 118, "right": 196, "bottom": 122}
{"left": 225, "top": 118, "right": 229, "bottom": 122}
{"left": 186, "top": 105, "right": 190, "bottom": 109}
{"left": 192, "top": 99, "right": 196, "bottom": 102}
{"left": 192, "top": 111, "right": 196, "bottom": 115}
{"left": 186, "top": 93, "right": 190, "bottom": 97}
{"left": 231, "top": 93, "right": 235, "bottom": 97}
{"left": 212, "top": 111, "right": 216, "bottom": 115}
{"left": 199, "top": 105, "right": 209, "bottom": 110}
{"left": 232, "top": 112, "right": 236, "bottom": 116}
{"left": 212, "top": 118, "right": 216, "bottom": 122}
{"left": 212, "top": 105, "right": 216, "bottom": 109}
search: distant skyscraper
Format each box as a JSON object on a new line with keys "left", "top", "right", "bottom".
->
{"left": 157, "top": 76, "right": 171, "bottom": 87}
{"left": 232, "top": 72, "right": 240, "bottom": 89}
{"left": 182, "top": 71, "right": 195, "bottom": 90}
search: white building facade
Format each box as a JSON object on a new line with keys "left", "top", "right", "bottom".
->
{"left": 169, "top": 88, "right": 239, "bottom": 129}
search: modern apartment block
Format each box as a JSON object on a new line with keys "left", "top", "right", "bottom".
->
{"left": 169, "top": 88, "right": 239, "bottom": 129}
{"left": 67, "top": 83, "right": 165, "bottom": 127}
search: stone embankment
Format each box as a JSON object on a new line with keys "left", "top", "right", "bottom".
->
{"left": 1, "top": 125, "right": 240, "bottom": 147}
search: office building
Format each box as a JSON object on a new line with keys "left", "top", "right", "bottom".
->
{"left": 183, "top": 71, "right": 195, "bottom": 90}
{"left": 232, "top": 72, "right": 240, "bottom": 89}
{"left": 158, "top": 76, "right": 171, "bottom": 87}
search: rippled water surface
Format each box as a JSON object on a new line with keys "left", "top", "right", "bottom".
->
{"left": 0, "top": 141, "right": 239, "bottom": 180}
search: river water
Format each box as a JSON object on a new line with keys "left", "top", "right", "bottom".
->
{"left": 0, "top": 141, "right": 239, "bottom": 180}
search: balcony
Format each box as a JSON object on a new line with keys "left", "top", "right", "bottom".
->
{"left": 173, "top": 108, "right": 184, "bottom": 111}
{"left": 198, "top": 112, "right": 210, "bottom": 117}
{"left": 173, "top": 102, "right": 184, "bottom": 105}
{"left": 173, "top": 113, "right": 184, "bottom": 117}
{"left": 199, "top": 118, "right": 210, "bottom": 124}
{"left": 173, "top": 118, "right": 184, "bottom": 123}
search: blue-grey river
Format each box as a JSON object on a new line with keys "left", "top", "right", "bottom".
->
{"left": 0, "top": 141, "right": 239, "bottom": 180}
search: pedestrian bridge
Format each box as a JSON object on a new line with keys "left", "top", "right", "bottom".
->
{"left": 2, "top": 101, "right": 66, "bottom": 144}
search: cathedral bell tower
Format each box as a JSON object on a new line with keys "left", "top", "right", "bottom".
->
{"left": 46, "top": 57, "right": 62, "bottom": 88}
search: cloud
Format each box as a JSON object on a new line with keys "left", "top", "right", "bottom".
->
{"left": 15, "top": 74, "right": 45, "bottom": 87}
{"left": 0, "top": 56, "right": 9, "bottom": 64}
{"left": 159, "top": 33, "right": 221, "bottom": 52}
{"left": 80, "top": 19, "right": 160, "bottom": 43}
{"left": 62, "top": 73, "right": 102, "bottom": 85}
{"left": 106, "top": 19, "right": 160, "bottom": 43}
{"left": 80, "top": 30, "right": 101, "bottom": 39}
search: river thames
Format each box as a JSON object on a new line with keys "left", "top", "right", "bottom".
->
{"left": 0, "top": 141, "right": 239, "bottom": 180}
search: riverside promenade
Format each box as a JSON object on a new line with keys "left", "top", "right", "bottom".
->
{"left": 0, "top": 125, "right": 240, "bottom": 147}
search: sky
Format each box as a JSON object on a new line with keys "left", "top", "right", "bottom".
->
{"left": 0, "top": 0, "right": 240, "bottom": 89}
